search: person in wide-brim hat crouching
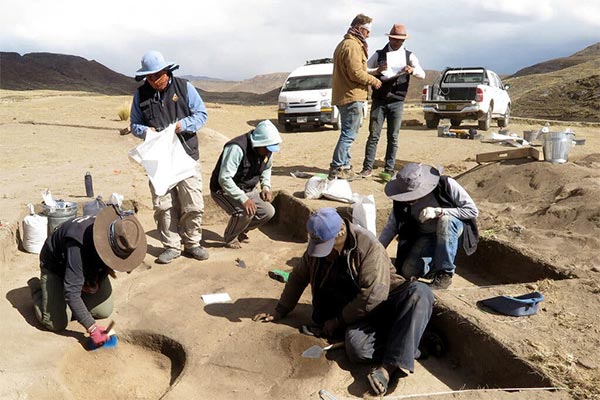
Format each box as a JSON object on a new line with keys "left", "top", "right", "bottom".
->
{"left": 380, "top": 163, "right": 479, "bottom": 289}
{"left": 28, "top": 206, "right": 147, "bottom": 348}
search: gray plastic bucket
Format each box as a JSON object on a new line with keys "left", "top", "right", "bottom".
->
{"left": 42, "top": 201, "right": 78, "bottom": 234}
{"left": 543, "top": 131, "right": 574, "bottom": 164}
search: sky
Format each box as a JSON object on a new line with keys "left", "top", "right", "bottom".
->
{"left": 1, "top": 0, "right": 598, "bottom": 81}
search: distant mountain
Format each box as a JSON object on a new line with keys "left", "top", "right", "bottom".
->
{"left": 192, "top": 72, "right": 289, "bottom": 94}
{"left": 0, "top": 52, "right": 137, "bottom": 94}
{"left": 505, "top": 42, "right": 600, "bottom": 122}
{"left": 510, "top": 42, "right": 600, "bottom": 78}
{"left": 181, "top": 75, "right": 224, "bottom": 82}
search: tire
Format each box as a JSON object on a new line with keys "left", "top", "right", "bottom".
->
{"left": 497, "top": 105, "right": 510, "bottom": 128}
{"left": 450, "top": 118, "right": 461, "bottom": 127}
{"left": 332, "top": 114, "right": 340, "bottom": 130}
{"left": 426, "top": 117, "right": 440, "bottom": 129}
{"left": 478, "top": 109, "right": 491, "bottom": 131}
{"left": 284, "top": 123, "right": 294, "bottom": 132}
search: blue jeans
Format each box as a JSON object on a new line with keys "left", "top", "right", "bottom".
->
{"left": 363, "top": 99, "right": 405, "bottom": 173}
{"left": 396, "top": 215, "right": 464, "bottom": 279}
{"left": 330, "top": 101, "right": 363, "bottom": 169}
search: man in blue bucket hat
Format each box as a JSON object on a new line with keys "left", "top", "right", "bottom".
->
{"left": 130, "top": 50, "right": 210, "bottom": 264}
{"left": 253, "top": 208, "right": 433, "bottom": 396}
{"left": 210, "top": 120, "right": 282, "bottom": 248}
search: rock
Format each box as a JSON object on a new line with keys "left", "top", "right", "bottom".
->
{"left": 591, "top": 266, "right": 600, "bottom": 273}
{"left": 577, "top": 358, "right": 598, "bottom": 370}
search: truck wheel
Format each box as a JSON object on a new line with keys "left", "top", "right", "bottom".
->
{"left": 450, "top": 119, "right": 462, "bottom": 127}
{"left": 497, "top": 106, "right": 510, "bottom": 128}
{"left": 478, "top": 109, "right": 491, "bottom": 131}
{"left": 284, "top": 123, "right": 294, "bottom": 132}
{"left": 426, "top": 117, "right": 440, "bottom": 129}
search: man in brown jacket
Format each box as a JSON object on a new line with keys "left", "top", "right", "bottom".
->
{"left": 328, "top": 14, "right": 382, "bottom": 181}
{"left": 254, "top": 208, "right": 433, "bottom": 396}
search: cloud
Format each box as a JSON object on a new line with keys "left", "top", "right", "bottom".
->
{"left": 0, "top": 0, "right": 597, "bottom": 80}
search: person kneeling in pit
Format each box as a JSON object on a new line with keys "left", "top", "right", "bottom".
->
{"left": 28, "top": 206, "right": 147, "bottom": 347}
{"left": 380, "top": 163, "right": 479, "bottom": 289}
{"left": 209, "top": 120, "right": 282, "bottom": 249}
{"left": 254, "top": 208, "right": 434, "bottom": 396}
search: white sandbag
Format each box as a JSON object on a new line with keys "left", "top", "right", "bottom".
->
{"left": 322, "top": 179, "right": 354, "bottom": 203}
{"left": 128, "top": 124, "right": 198, "bottom": 196}
{"left": 304, "top": 176, "right": 328, "bottom": 199}
{"left": 352, "top": 194, "right": 377, "bottom": 236}
{"left": 23, "top": 204, "right": 47, "bottom": 254}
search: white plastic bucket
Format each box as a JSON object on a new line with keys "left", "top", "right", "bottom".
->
{"left": 543, "top": 131, "right": 574, "bottom": 164}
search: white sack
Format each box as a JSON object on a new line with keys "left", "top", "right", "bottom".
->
{"left": 304, "top": 176, "right": 328, "bottom": 199}
{"left": 322, "top": 179, "right": 354, "bottom": 203}
{"left": 23, "top": 204, "right": 47, "bottom": 254}
{"left": 352, "top": 194, "right": 377, "bottom": 236}
{"left": 129, "top": 124, "right": 198, "bottom": 196}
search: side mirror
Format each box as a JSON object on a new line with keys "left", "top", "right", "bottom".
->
{"left": 504, "top": 83, "right": 510, "bottom": 90}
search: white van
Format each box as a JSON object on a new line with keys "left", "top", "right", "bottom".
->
{"left": 277, "top": 58, "right": 367, "bottom": 132}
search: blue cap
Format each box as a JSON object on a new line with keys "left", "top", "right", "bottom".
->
{"left": 306, "top": 208, "right": 343, "bottom": 257}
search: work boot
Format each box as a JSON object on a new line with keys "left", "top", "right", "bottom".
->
{"left": 430, "top": 272, "right": 453, "bottom": 290}
{"left": 184, "top": 245, "right": 209, "bottom": 261}
{"left": 157, "top": 248, "right": 181, "bottom": 264}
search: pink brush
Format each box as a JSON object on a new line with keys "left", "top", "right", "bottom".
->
{"left": 87, "top": 321, "right": 118, "bottom": 351}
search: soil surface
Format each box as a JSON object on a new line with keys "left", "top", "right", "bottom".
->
{"left": 1, "top": 90, "right": 599, "bottom": 399}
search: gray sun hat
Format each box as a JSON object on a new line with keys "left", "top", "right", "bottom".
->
{"left": 384, "top": 163, "right": 441, "bottom": 202}
{"left": 135, "top": 50, "right": 179, "bottom": 81}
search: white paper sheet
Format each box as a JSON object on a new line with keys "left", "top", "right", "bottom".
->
{"left": 381, "top": 49, "right": 407, "bottom": 79}
{"left": 201, "top": 293, "right": 232, "bottom": 304}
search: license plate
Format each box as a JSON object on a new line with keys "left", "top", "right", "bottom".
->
{"left": 297, "top": 117, "right": 307, "bottom": 123}
{"left": 445, "top": 104, "right": 457, "bottom": 110}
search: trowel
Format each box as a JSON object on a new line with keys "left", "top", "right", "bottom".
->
{"left": 301, "top": 342, "right": 344, "bottom": 359}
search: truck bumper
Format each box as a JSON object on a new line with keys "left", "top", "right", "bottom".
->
{"left": 278, "top": 110, "right": 336, "bottom": 125}
{"left": 422, "top": 105, "right": 485, "bottom": 120}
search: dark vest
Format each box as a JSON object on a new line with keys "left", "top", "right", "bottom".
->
{"left": 209, "top": 132, "right": 271, "bottom": 193}
{"left": 39, "top": 216, "right": 108, "bottom": 284}
{"left": 392, "top": 176, "right": 479, "bottom": 255}
{"left": 137, "top": 76, "right": 199, "bottom": 160}
{"left": 371, "top": 46, "right": 412, "bottom": 102}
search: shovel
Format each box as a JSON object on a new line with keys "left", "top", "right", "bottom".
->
{"left": 301, "top": 342, "right": 344, "bottom": 359}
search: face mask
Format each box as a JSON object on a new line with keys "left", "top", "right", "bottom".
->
{"left": 148, "top": 73, "right": 169, "bottom": 90}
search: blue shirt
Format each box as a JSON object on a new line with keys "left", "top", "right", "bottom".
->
{"left": 130, "top": 79, "right": 208, "bottom": 139}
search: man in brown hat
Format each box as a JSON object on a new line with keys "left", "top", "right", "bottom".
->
{"left": 359, "top": 24, "right": 425, "bottom": 180}
{"left": 380, "top": 163, "right": 479, "bottom": 289}
{"left": 28, "top": 206, "right": 147, "bottom": 347}
{"left": 328, "top": 14, "right": 382, "bottom": 181}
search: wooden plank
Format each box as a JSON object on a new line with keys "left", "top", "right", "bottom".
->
{"left": 476, "top": 147, "right": 541, "bottom": 163}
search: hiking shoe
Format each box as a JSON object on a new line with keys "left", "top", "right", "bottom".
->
{"left": 358, "top": 169, "right": 372, "bottom": 178}
{"left": 184, "top": 245, "right": 209, "bottom": 261}
{"left": 157, "top": 248, "right": 181, "bottom": 264}
{"left": 430, "top": 272, "right": 453, "bottom": 290}
{"left": 338, "top": 168, "right": 358, "bottom": 181}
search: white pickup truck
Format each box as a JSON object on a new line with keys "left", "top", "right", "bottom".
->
{"left": 421, "top": 67, "right": 511, "bottom": 130}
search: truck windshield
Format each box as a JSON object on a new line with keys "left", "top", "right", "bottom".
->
{"left": 443, "top": 72, "right": 484, "bottom": 84}
{"left": 281, "top": 75, "right": 332, "bottom": 92}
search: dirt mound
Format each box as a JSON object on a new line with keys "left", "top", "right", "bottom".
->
{"left": 459, "top": 156, "right": 600, "bottom": 273}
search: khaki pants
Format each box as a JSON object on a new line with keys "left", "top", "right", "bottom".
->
{"left": 150, "top": 172, "right": 204, "bottom": 250}
{"left": 31, "top": 268, "right": 113, "bottom": 331}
